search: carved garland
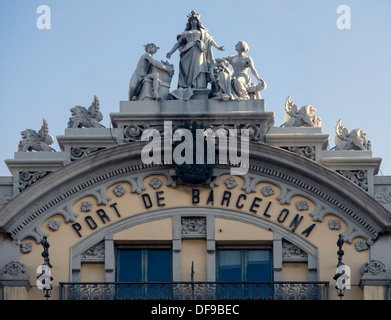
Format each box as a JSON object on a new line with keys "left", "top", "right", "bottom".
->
{"left": 70, "top": 147, "right": 106, "bottom": 162}
{"left": 122, "top": 119, "right": 272, "bottom": 144}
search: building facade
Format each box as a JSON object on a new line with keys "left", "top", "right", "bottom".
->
{"left": 1, "top": 12, "right": 391, "bottom": 301}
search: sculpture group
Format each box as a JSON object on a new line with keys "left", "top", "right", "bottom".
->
{"left": 128, "top": 10, "right": 266, "bottom": 101}
{"left": 16, "top": 11, "right": 372, "bottom": 154}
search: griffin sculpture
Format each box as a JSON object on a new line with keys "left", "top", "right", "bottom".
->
{"left": 18, "top": 119, "right": 55, "bottom": 152}
{"left": 333, "top": 119, "right": 371, "bottom": 151}
{"left": 67, "top": 95, "right": 105, "bottom": 128}
{"left": 281, "top": 96, "right": 321, "bottom": 128}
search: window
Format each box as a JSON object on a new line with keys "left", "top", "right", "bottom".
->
{"left": 116, "top": 248, "right": 172, "bottom": 282}
{"left": 217, "top": 249, "right": 272, "bottom": 282}
{"left": 217, "top": 248, "right": 273, "bottom": 299}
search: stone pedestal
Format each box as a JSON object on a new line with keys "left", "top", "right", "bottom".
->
{"left": 0, "top": 261, "right": 30, "bottom": 300}
{"left": 57, "top": 128, "right": 121, "bottom": 164}
{"left": 111, "top": 99, "right": 273, "bottom": 144}
{"left": 5, "top": 152, "right": 66, "bottom": 196}
{"left": 319, "top": 150, "right": 382, "bottom": 195}
{"left": 266, "top": 127, "right": 329, "bottom": 161}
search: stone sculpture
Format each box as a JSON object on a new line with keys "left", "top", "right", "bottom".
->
{"left": 333, "top": 119, "right": 371, "bottom": 151}
{"left": 166, "top": 10, "right": 225, "bottom": 100}
{"left": 128, "top": 43, "right": 174, "bottom": 101}
{"left": 18, "top": 119, "right": 55, "bottom": 152}
{"left": 281, "top": 96, "right": 321, "bottom": 127}
{"left": 212, "top": 41, "right": 266, "bottom": 100}
{"left": 67, "top": 95, "right": 105, "bottom": 128}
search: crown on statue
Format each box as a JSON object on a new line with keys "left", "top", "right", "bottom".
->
{"left": 187, "top": 10, "right": 201, "bottom": 20}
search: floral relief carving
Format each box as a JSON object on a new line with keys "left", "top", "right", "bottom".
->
{"left": 355, "top": 240, "right": 369, "bottom": 252}
{"left": 181, "top": 217, "right": 206, "bottom": 236}
{"left": 113, "top": 185, "right": 126, "bottom": 197}
{"left": 296, "top": 200, "right": 309, "bottom": 211}
{"left": 281, "top": 146, "right": 316, "bottom": 160}
{"left": 80, "top": 201, "right": 92, "bottom": 212}
{"left": 19, "top": 171, "right": 50, "bottom": 192}
{"left": 328, "top": 219, "right": 341, "bottom": 230}
{"left": 336, "top": 170, "right": 368, "bottom": 192}
{"left": 224, "top": 177, "right": 237, "bottom": 189}
{"left": 20, "top": 242, "right": 32, "bottom": 254}
{"left": 48, "top": 219, "right": 61, "bottom": 231}
{"left": 149, "top": 177, "right": 163, "bottom": 190}
{"left": 261, "top": 186, "right": 274, "bottom": 197}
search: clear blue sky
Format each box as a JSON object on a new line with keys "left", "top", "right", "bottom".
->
{"left": 0, "top": 0, "right": 390, "bottom": 176}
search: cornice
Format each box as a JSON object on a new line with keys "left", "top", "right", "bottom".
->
{"left": 0, "top": 142, "right": 389, "bottom": 243}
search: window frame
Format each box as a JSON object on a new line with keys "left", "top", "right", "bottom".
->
{"left": 216, "top": 245, "right": 273, "bottom": 282}
{"left": 115, "top": 244, "right": 173, "bottom": 282}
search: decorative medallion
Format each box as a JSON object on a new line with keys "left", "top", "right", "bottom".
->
{"left": 181, "top": 217, "right": 207, "bottom": 237}
{"left": 3, "top": 261, "right": 28, "bottom": 277}
{"left": 361, "top": 260, "right": 387, "bottom": 276}
{"left": 282, "top": 240, "right": 307, "bottom": 261}
{"left": 81, "top": 241, "right": 105, "bottom": 261}
{"left": 174, "top": 121, "right": 215, "bottom": 185}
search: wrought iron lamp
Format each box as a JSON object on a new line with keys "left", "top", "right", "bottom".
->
{"left": 333, "top": 234, "right": 348, "bottom": 299}
{"left": 37, "top": 236, "right": 53, "bottom": 299}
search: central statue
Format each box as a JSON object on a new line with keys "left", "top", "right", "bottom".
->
{"left": 166, "top": 10, "right": 225, "bottom": 100}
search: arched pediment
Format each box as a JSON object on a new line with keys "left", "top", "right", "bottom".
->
{"left": 0, "top": 142, "right": 389, "bottom": 248}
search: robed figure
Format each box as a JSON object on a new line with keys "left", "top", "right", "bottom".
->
{"left": 166, "top": 10, "right": 224, "bottom": 100}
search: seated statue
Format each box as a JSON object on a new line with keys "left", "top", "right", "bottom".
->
{"left": 211, "top": 41, "right": 266, "bottom": 100}
{"left": 129, "top": 43, "right": 174, "bottom": 101}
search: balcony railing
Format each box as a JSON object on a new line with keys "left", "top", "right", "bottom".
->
{"left": 59, "top": 281, "right": 329, "bottom": 300}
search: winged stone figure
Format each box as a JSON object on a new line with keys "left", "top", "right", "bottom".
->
{"left": 67, "top": 95, "right": 105, "bottom": 128}
{"left": 18, "top": 119, "right": 56, "bottom": 152}
{"left": 333, "top": 119, "right": 371, "bottom": 151}
{"left": 281, "top": 96, "right": 321, "bottom": 128}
